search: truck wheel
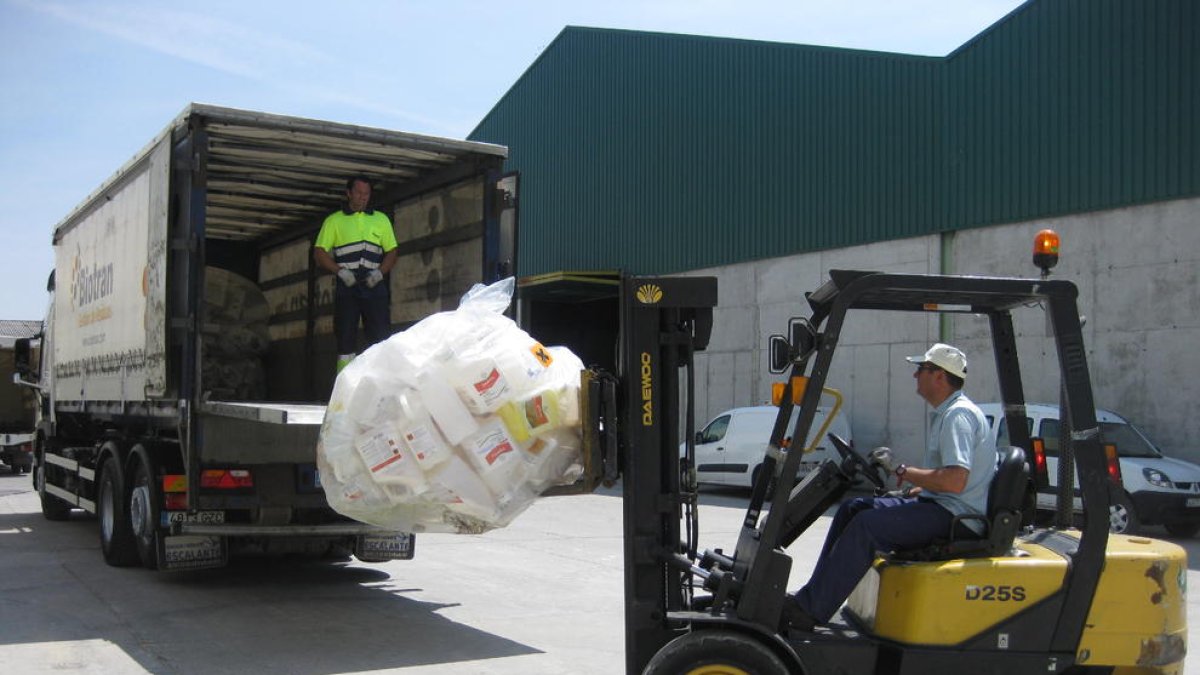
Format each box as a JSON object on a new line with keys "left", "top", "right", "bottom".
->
{"left": 642, "top": 630, "right": 790, "bottom": 675}
{"left": 1108, "top": 493, "right": 1140, "bottom": 535}
{"left": 130, "top": 457, "right": 161, "bottom": 569}
{"left": 36, "top": 462, "right": 72, "bottom": 521}
{"left": 99, "top": 456, "right": 140, "bottom": 567}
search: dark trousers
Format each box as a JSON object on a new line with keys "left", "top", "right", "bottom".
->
{"left": 795, "top": 496, "right": 959, "bottom": 622}
{"left": 334, "top": 284, "right": 391, "bottom": 354}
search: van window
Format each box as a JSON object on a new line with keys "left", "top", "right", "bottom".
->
{"left": 1039, "top": 418, "right": 1161, "bottom": 459}
{"left": 699, "top": 415, "right": 731, "bottom": 444}
{"left": 996, "top": 416, "right": 1034, "bottom": 450}
{"left": 1100, "top": 422, "right": 1161, "bottom": 458}
{"left": 1040, "top": 418, "right": 1061, "bottom": 457}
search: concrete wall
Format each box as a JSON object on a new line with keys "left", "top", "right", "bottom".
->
{"left": 685, "top": 196, "right": 1200, "bottom": 466}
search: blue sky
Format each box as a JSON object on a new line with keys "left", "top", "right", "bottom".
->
{"left": 0, "top": 0, "right": 1024, "bottom": 320}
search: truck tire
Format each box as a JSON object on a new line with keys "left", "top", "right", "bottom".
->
{"left": 99, "top": 456, "right": 140, "bottom": 567}
{"left": 642, "top": 630, "right": 790, "bottom": 675}
{"left": 36, "top": 462, "right": 72, "bottom": 521}
{"left": 130, "top": 454, "right": 161, "bottom": 569}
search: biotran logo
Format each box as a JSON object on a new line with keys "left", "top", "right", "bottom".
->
{"left": 71, "top": 250, "right": 115, "bottom": 308}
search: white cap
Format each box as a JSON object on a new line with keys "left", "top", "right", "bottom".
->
{"left": 906, "top": 343, "right": 968, "bottom": 380}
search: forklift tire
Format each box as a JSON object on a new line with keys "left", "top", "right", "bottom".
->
{"left": 642, "top": 630, "right": 790, "bottom": 675}
{"left": 99, "top": 456, "right": 141, "bottom": 567}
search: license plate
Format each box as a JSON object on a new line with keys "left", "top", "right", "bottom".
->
{"left": 160, "top": 535, "right": 226, "bottom": 571}
{"left": 356, "top": 533, "right": 415, "bottom": 561}
{"left": 163, "top": 510, "right": 225, "bottom": 526}
{"left": 1187, "top": 498, "right": 1200, "bottom": 508}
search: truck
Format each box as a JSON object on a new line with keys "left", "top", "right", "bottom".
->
{"left": 13, "top": 104, "right": 518, "bottom": 570}
{"left": 567, "top": 265, "right": 1185, "bottom": 673}
{"left": 1, "top": 321, "right": 40, "bottom": 474}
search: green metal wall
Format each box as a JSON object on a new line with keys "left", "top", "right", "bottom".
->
{"left": 470, "top": 0, "right": 1199, "bottom": 277}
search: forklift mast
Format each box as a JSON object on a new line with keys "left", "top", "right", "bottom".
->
{"left": 616, "top": 276, "right": 717, "bottom": 674}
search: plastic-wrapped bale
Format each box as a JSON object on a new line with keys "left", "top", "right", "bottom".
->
{"left": 201, "top": 267, "right": 270, "bottom": 399}
{"left": 316, "top": 278, "right": 586, "bottom": 534}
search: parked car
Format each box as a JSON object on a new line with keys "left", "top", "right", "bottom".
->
{"left": 684, "top": 405, "right": 851, "bottom": 489}
{"left": 979, "top": 402, "right": 1200, "bottom": 537}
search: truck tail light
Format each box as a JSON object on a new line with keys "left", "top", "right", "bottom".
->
{"left": 1104, "top": 443, "right": 1122, "bottom": 484}
{"left": 200, "top": 469, "right": 254, "bottom": 489}
{"left": 163, "top": 474, "right": 188, "bottom": 509}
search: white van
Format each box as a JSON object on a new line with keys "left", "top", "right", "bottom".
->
{"left": 685, "top": 405, "right": 851, "bottom": 489}
{"left": 979, "top": 403, "right": 1200, "bottom": 537}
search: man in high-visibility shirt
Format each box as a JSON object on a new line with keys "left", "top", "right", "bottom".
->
{"left": 313, "top": 175, "right": 398, "bottom": 372}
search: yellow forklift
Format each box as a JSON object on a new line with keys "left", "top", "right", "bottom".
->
{"left": 578, "top": 242, "right": 1187, "bottom": 674}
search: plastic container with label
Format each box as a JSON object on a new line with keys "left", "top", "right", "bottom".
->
{"left": 397, "top": 390, "right": 453, "bottom": 470}
{"left": 354, "top": 421, "right": 427, "bottom": 491}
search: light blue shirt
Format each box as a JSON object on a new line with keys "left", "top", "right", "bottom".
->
{"left": 921, "top": 390, "right": 996, "bottom": 534}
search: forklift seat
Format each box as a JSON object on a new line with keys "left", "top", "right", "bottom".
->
{"left": 891, "top": 446, "right": 1029, "bottom": 562}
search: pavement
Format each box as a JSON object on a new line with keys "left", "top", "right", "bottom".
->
{"left": 1, "top": 469, "right": 1198, "bottom": 674}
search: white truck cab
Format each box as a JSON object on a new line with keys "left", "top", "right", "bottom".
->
{"left": 979, "top": 402, "right": 1200, "bottom": 537}
{"left": 685, "top": 405, "right": 851, "bottom": 489}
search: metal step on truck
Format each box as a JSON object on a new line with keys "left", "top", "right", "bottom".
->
{"left": 12, "top": 104, "right": 518, "bottom": 570}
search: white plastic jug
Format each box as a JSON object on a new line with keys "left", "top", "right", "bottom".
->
{"left": 416, "top": 368, "right": 479, "bottom": 445}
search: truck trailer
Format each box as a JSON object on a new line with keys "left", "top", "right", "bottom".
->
{"left": 15, "top": 104, "right": 517, "bottom": 570}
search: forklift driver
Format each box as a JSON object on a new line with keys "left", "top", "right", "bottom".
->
{"left": 783, "top": 343, "right": 997, "bottom": 631}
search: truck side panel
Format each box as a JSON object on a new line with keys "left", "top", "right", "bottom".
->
{"left": 51, "top": 139, "right": 170, "bottom": 405}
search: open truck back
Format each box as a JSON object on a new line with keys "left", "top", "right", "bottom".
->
{"left": 21, "top": 104, "right": 516, "bottom": 570}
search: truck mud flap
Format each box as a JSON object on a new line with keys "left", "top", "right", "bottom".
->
{"left": 159, "top": 534, "right": 228, "bottom": 571}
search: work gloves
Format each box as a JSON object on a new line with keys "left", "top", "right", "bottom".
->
{"left": 868, "top": 446, "right": 898, "bottom": 475}
{"left": 337, "top": 268, "right": 357, "bottom": 287}
{"left": 365, "top": 269, "right": 384, "bottom": 288}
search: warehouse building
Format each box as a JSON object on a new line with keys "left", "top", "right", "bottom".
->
{"left": 468, "top": 0, "right": 1200, "bottom": 462}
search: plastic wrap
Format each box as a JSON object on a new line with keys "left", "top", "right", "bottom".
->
{"left": 202, "top": 267, "right": 270, "bottom": 399}
{"left": 316, "top": 278, "right": 585, "bottom": 534}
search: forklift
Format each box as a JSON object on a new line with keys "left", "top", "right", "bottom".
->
{"left": 577, "top": 237, "right": 1187, "bottom": 674}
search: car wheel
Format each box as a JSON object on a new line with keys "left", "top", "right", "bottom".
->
{"left": 1108, "top": 492, "right": 1140, "bottom": 535}
{"left": 752, "top": 464, "right": 777, "bottom": 498}
{"left": 99, "top": 456, "right": 140, "bottom": 567}
{"left": 643, "top": 630, "right": 789, "bottom": 675}
{"left": 1164, "top": 522, "right": 1200, "bottom": 538}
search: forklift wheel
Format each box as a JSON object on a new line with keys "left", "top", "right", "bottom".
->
{"left": 643, "top": 630, "right": 789, "bottom": 675}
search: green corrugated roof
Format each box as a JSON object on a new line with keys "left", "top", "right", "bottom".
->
{"left": 471, "top": 0, "right": 1199, "bottom": 277}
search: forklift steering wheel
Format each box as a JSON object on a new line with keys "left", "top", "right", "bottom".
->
{"left": 827, "top": 433, "right": 887, "bottom": 491}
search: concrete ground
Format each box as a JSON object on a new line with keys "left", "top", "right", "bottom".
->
{"left": 1, "top": 469, "right": 1197, "bottom": 674}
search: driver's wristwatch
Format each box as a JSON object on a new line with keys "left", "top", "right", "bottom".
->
{"left": 895, "top": 464, "right": 908, "bottom": 478}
